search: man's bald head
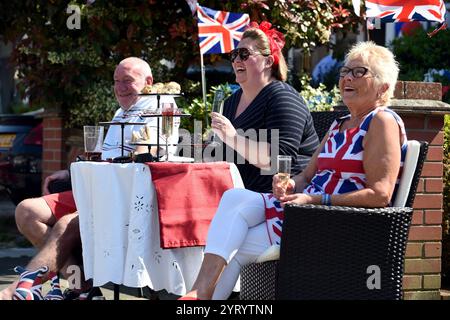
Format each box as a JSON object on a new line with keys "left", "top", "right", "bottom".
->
{"left": 118, "top": 57, "right": 153, "bottom": 79}
{"left": 114, "top": 57, "right": 153, "bottom": 110}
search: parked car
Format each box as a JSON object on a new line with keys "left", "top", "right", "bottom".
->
{"left": 0, "top": 109, "right": 43, "bottom": 205}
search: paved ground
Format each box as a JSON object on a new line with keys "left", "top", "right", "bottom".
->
{"left": 0, "top": 191, "right": 15, "bottom": 218}
{"left": 0, "top": 190, "right": 168, "bottom": 300}
{"left": 0, "top": 255, "right": 171, "bottom": 300}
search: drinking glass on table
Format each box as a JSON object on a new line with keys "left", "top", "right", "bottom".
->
{"left": 83, "top": 126, "right": 104, "bottom": 161}
{"left": 209, "top": 88, "right": 225, "bottom": 146}
{"left": 277, "top": 155, "right": 292, "bottom": 196}
{"left": 161, "top": 102, "right": 175, "bottom": 161}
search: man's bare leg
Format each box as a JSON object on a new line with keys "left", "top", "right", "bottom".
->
{"left": 27, "top": 214, "right": 92, "bottom": 295}
{"left": 0, "top": 281, "right": 18, "bottom": 300}
{"left": 0, "top": 214, "right": 84, "bottom": 300}
{"left": 24, "top": 214, "right": 80, "bottom": 278}
{"left": 15, "top": 198, "right": 56, "bottom": 248}
{"left": 0, "top": 198, "right": 57, "bottom": 299}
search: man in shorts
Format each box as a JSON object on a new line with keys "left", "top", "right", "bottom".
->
{"left": 0, "top": 57, "right": 178, "bottom": 300}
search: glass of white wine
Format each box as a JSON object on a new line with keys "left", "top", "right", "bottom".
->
{"left": 161, "top": 102, "right": 175, "bottom": 161}
{"left": 277, "top": 155, "right": 292, "bottom": 195}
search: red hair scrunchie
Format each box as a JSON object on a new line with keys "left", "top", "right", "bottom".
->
{"left": 248, "top": 21, "right": 285, "bottom": 66}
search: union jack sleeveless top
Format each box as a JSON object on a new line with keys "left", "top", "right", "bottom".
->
{"left": 263, "top": 107, "right": 408, "bottom": 245}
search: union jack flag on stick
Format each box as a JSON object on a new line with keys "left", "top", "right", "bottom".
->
{"left": 365, "top": 0, "right": 446, "bottom": 23}
{"left": 197, "top": 5, "right": 250, "bottom": 55}
{"left": 195, "top": 5, "right": 249, "bottom": 125}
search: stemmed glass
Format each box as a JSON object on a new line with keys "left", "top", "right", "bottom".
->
{"left": 209, "top": 88, "right": 225, "bottom": 146}
{"left": 161, "top": 102, "right": 175, "bottom": 161}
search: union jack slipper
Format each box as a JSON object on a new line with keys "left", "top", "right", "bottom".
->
{"left": 44, "top": 272, "right": 64, "bottom": 300}
{"left": 12, "top": 266, "right": 49, "bottom": 300}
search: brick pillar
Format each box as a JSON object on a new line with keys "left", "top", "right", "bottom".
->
{"left": 391, "top": 81, "right": 449, "bottom": 300}
{"left": 42, "top": 112, "right": 66, "bottom": 180}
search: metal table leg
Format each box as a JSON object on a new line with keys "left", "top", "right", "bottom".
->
{"left": 114, "top": 284, "right": 120, "bottom": 300}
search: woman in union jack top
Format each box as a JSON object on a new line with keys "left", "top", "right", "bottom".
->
{"left": 181, "top": 41, "right": 407, "bottom": 300}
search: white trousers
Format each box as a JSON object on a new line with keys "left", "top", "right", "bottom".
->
{"left": 205, "top": 188, "right": 272, "bottom": 300}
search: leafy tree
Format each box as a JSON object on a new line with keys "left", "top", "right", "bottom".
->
{"left": 0, "top": 0, "right": 360, "bottom": 127}
{"left": 391, "top": 26, "right": 450, "bottom": 103}
{"left": 224, "top": 0, "right": 360, "bottom": 50}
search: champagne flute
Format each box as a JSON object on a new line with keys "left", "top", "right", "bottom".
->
{"left": 210, "top": 88, "right": 225, "bottom": 146}
{"left": 277, "top": 155, "right": 292, "bottom": 196}
{"left": 161, "top": 102, "right": 175, "bottom": 161}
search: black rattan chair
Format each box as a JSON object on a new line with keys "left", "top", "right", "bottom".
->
{"left": 240, "top": 141, "right": 429, "bottom": 300}
{"left": 275, "top": 205, "right": 412, "bottom": 300}
{"left": 311, "top": 110, "right": 349, "bottom": 141}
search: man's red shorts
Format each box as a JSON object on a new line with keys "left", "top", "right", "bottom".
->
{"left": 43, "top": 190, "right": 77, "bottom": 220}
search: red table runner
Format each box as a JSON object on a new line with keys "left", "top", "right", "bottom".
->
{"left": 146, "top": 162, "right": 234, "bottom": 249}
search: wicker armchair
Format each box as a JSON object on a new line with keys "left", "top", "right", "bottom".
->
{"left": 240, "top": 141, "right": 429, "bottom": 300}
{"left": 311, "top": 110, "right": 349, "bottom": 141}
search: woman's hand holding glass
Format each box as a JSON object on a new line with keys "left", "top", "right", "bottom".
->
{"left": 273, "top": 155, "right": 293, "bottom": 200}
{"left": 211, "top": 113, "right": 237, "bottom": 143}
{"left": 272, "top": 174, "right": 295, "bottom": 200}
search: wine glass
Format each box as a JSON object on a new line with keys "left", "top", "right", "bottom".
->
{"left": 161, "top": 102, "right": 175, "bottom": 161}
{"left": 209, "top": 89, "right": 225, "bottom": 146}
{"left": 277, "top": 155, "right": 292, "bottom": 196}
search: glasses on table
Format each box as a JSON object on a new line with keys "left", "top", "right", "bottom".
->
{"left": 83, "top": 126, "right": 104, "bottom": 161}
{"left": 229, "top": 48, "right": 269, "bottom": 63}
{"left": 161, "top": 103, "right": 175, "bottom": 161}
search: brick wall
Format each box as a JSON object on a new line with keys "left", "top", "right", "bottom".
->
{"left": 400, "top": 113, "right": 443, "bottom": 300}
{"left": 42, "top": 113, "right": 66, "bottom": 179}
{"left": 392, "top": 81, "right": 448, "bottom": 300}
{"left": 395, "top": 81, "right": 442, "bottom": 101}
{"left": 42, "top": 114, "right": 84, "bottom": 181}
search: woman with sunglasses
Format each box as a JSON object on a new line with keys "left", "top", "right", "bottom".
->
{"left": 180, "top": 41, "right": 407, "bottom": 300}
{"left": 211, "top": 21, "right": 319, "bottom": 193}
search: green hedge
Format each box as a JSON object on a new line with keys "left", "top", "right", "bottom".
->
{"left": 391, "top": 27, "right": 450, "bottom": 103}
{"left": 443, "top": 115, "right": 450, "bottom": 285}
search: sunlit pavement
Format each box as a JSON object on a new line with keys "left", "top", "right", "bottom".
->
{"left": 0, "top": 191, "right": 179, "bottom": 300}
{"left": 0, "top": 256, "right": 158, "bottom": 300}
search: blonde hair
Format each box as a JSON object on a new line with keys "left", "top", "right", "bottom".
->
{"left": 242, "top": 28, "right": 288, "bottom": 81}
{"left": 345, "top": 41, "right": 399, "bottom": 105}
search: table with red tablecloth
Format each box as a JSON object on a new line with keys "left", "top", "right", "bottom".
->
{"left": 71, "top": 161, "right": 244, "bottom": 295}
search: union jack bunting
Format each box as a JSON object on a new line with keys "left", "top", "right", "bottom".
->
{"left": 365, "top": 0, "right": 446, "bottom": 23}
{"left": 352, "top": 0, "right": 361, "bottom": 16}
{"left": 197, "top": 5, "right": 250, "bottom": 55}
{"left": 185, "top": 0, "right": 197, "bottom": 15}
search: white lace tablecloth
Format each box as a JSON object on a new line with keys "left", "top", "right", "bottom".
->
{"left": 71, "top": 161, "right": 243, "bottom": 295}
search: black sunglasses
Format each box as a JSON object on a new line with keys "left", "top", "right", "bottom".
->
{"left": 229, "top": 48, "right": 267, "bottom": 63}
{"left": 339, "top": 66, "right": 373, "bottom": 78}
